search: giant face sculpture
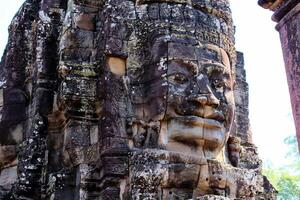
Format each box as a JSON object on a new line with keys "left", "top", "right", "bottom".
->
{"left": 129, "top": 33, "right": 236, "bottom": 198}
{"left": 141, "top": 35, "right": 235, "bottom": 161}
{"left": 165, "top": 42, "right": 234, "bottom": 160}
{"left": 0, "top": 0, "right": 277, "bottom": 199}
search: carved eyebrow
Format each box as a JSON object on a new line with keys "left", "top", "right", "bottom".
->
{"left": 167, "top": 59, "right": 199, "bottom": 75}
{"left": 203, "top": 62, "right": 231, "bottom": 76}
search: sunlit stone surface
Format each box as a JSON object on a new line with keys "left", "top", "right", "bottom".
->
{"left": 0, "top": 0, "right": 276, "bottom": 199}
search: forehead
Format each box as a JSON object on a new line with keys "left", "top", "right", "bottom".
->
{"left": 199, "top": 44, "right": 231, "bottom": 72}
{"left": 149, "top": 38, "right": 231, "bottom": 73}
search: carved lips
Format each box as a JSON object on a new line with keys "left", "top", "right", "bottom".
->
{"left": 167, "top": 115, "right": 227, "bottom": 148}
{"left": 171, "top": 115, "right": 223, "bottom": 130}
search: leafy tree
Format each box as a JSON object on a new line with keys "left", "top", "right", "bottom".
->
{"left": 263, "top": 135, "right": 300, "bottom": 200}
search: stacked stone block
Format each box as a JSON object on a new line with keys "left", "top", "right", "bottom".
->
{"left": 0, "top": 0, "right": 277, "bottom": 199}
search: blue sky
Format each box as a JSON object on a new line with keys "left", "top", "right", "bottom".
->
{"left": 0, "top": 0, "right": 296, "bottom": 167}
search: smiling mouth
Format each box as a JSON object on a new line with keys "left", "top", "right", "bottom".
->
{"left": 170, "top": 115, "right": 224, "bottom": 129}
{"left": 174, "top": 105, "right": 226, "bottom": 124}
{"left": 167, "top": 115, "right": 226, "bottom": 147}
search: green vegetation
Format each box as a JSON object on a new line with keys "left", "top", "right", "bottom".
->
{"left": 263, "top": 135, "right": 300, "bottom": 200}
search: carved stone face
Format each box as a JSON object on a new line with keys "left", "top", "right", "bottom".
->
{"left": 165, "top": 42, "right": 234, "bottom": 160}
{"left": 141, "top": 36, "right": 234, "bottom": 160}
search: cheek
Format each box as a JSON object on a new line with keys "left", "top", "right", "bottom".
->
{"left": 168, "top": 83, "right": 190, "bottom": 96}
{"left": 215, "top": 87, "right": 224, "bottom": 94}
{"left": 222, "top": 90, "right": 235, "bottom": 123}
{"left": 226, "top": 104, "right": 235, "bottom": 121}
{"left": 224, "top": 90, "right": 234, "bottom": 106}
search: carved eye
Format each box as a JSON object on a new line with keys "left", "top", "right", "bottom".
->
{"left": 212, "top": 79, "right": 228, "bottom": 89}
{"left": 169, "top": 74, "right": 188, "bottom": 84}
{"left": 213, "top": 79, "right": 231, "bottom": 92}
{"left": 212, "top": 79, "right": 225, "bottom": 89}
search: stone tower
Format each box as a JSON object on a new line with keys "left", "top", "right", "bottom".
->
{"left": 0, "top": 0, "right": 276, "bottom": 199}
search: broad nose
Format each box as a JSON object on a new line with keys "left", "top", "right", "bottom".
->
{"left": 188, "top": 76, "right": 220, "bottom": 107}
{"left": 189, "top": 94, "right": 220, "bottom": 107}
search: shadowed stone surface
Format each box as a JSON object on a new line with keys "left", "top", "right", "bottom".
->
{"left": 0, "top": 0, "right": 276, "bottom": 199}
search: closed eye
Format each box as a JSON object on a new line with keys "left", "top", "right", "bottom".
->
{"left": 168, "top": 73, "right": 189, "bottom": 84}
{"left": 212, "top": 79, "right": 230, "bottom": 90}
